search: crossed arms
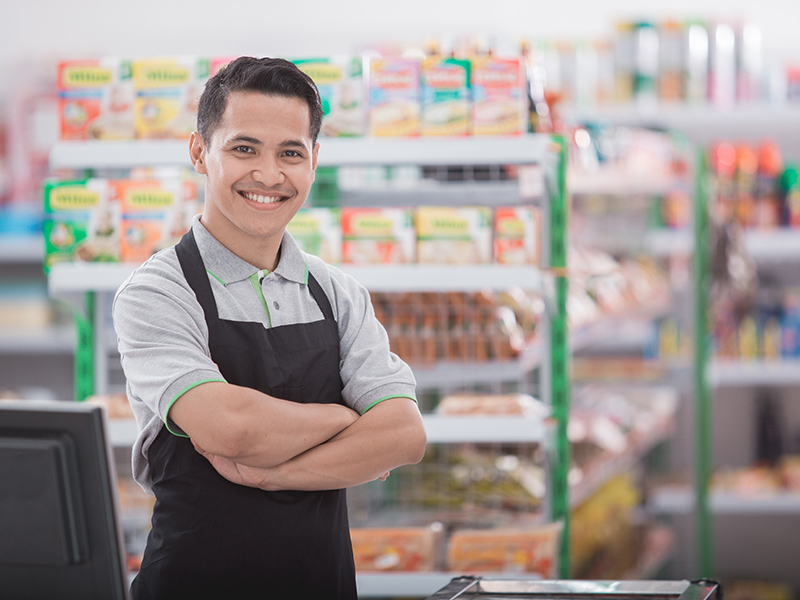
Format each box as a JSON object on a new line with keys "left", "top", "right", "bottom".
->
{"left": 170, "top": 381, "right": 427, "bottom": 491}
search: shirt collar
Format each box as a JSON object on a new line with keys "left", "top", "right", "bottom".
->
{"left": 191, "top": 214, "right": 308, "bottom": 286}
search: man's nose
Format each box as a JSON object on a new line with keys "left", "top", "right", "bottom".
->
{"left": 252, "top": 155, "right": 286, "bottom": 186}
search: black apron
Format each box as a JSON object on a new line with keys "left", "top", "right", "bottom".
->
{"left": 132, "top": 229, "right": 357, "bottom": 600}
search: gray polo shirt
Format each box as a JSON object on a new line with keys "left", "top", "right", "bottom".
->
{"left": 113, "top": 215, "right": 417, "bottom": 492}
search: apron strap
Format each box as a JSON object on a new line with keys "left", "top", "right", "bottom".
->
{"left": 306, "top": 271, "right": 334, "bottom": 321}
{"left": 175, "top": 228, "right": 220, "bottom": 333}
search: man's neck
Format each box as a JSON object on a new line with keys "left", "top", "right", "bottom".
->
{"left": 199, "top": 215, "right": 283, "bottom": 272}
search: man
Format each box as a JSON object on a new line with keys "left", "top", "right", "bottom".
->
{"left": 113, "top": 56, "right": 426, "bottom": 600}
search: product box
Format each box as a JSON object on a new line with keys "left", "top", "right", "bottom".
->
{"left": 421, "top": 57, "right": 470, "bottom": 136}
{"left": 286, "top": 208, "right": 342, "bottom": 263}
{"left": 294, "top": 56, "right": 365, "bottom": 137}
{"left": 493, "top": 207, "right": 541, "bottom": 265}
{"left": 367, "top": 57, "right": 421, "bottom": 137}
{"left": 133, "top": 56, "right": 210, "bottom": 139}
{"left": 57, "top": 58, "right": 135, "bottom": 140}
{"left": 43, "top": 178, "right": 120, "bottom": 272}
{"left": 118, "top": 178, "right": 197, "bottom": 263}
{"left": 470, "top": 57, "right": 526, "bottom": 136}
{"left": 350, "top": 526, "right": 442, "bottom": 572}
{"left": 416, "top": 206, "right": 492, "bottom": 264}
{"left": 446, "top": 523, "right": 562, "bottom": 577}
{"left": 341, "top": 207, "right": 415, "bottom": 264}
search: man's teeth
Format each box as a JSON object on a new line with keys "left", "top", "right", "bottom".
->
{"left": 242, "top": 192, "right": 282, "bottom": 204}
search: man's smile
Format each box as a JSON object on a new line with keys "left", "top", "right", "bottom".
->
{"left": 239, "top": 190, "right": 286, "bottom": 204}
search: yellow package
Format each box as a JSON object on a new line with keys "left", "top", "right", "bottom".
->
{"left": 416, "top": 207, "right": 492, "bottom": 264}
{"left": 421, "top": 57, "right": 470, "bottom": 136}
{"left": 341, "top": 207, "right": 415, "bottom": 264}
{"left": 294, "top": 56, "right": 365, "bottom": 137}
{"left": 133, "top": 56, "right": 210, "bottom": 139}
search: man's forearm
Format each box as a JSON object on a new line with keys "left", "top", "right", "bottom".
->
{"left": 259, "top": 397, "right": 426, "bottom": 491}
{"left": 171, "top": 381, "right": 359, "bottom": 468}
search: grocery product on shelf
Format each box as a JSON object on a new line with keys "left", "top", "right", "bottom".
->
{"left": 446, "top": 522, "right": 561, "bottom": 577}
{"left": 421, "top": 56, "right": 471, "bottom": 137}
{"left": 470, "top": 56, "right": 527, "bottom": 136}
{"left": 350, "top": 525, "right": 442, "bottom": 572}
{"left": 43, "top": 178, "right": 120, "bottom": 271}
{"left": 416, "top": 206, "right": 492, "bottom": 264}
{"left": 294, "top": 56, "right": 366, "bottom": 137}
{"left": 367, "top": 57, "right": 422, "bottom": 137}
{"left": 436, "top": 393, "right": 548, "bottom": 417}
{"left": 132, "top": 56, "right": 210, "bottom": 139}
{"left": 57, "top": 58, "right": 135, "bottom": 141}
{"left": 285, "top": 207, "right": 342, "bottom": 264}
{"left": 493, "top": 207, "right": 541, "bottom": 265}
{"left": 341, "top": 207, "right": 416, "bottom": 264}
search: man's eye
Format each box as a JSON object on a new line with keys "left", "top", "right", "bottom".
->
{"left": 234, "top": 146, "right": 254, "bottom": 153}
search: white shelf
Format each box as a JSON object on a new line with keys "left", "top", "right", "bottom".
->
{"left": 570, "top": 168, "right": 677, "bottom": 197}
{"left": 644, "top": 228, "right": 800, "bottom": 262}
{"left": 708, "top": 359, "right": 800, "bottom": 387}
{"left": 47, "top": 262, "right": 544, "bottom": 295}
{"left": 643, "top": 229, "right": 692, "bottom": 257}
{"left": 0, "top": 325, "right": 75, "bottom": 354}
{"left": 0, "top": 234, "right": 44, "bottom": 263}
{"left": 648, "top": 486, "right": 800, "bottom": 514}
{"left": 49, "top": 136, "right": 555, "bottom": 170}
{"left": 107, "top": 413, "right": 550, "bottom": 448}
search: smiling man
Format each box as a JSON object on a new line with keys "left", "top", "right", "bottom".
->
{"left": 113, "top": 57, "right": 426, "bottom": 600}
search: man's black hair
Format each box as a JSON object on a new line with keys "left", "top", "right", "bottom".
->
{"left": 196, "top": 56, "right": 323, "bottom": 146}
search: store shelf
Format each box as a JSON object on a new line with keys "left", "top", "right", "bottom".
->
{"left": 0, "top": 325, "right": 75, "bottom": 354}
{"left": 50, "top": 136, "right": 555, "bottom": 170}
{"left": 48, "top": 262, "right": 546, "bottom": 295}
{"left": 107, "top": 413, "right": 551, "bottom": 449}
{"left": 570, "top": 168, "right": 676, "bottom": 197}
{"left": 0, "top": 234, "right": 44, "bottom": 264}
{"left": 356, "top": 572, "right": 543, "bottom": 598}
{"left": 644, "top": 228, "right": 800, "bottom": 262}
{"left": 649, "top": 486, "right": 800, "bottom": 515}
{"left": 708, "top": 359, "right": 800, "bottom": 387}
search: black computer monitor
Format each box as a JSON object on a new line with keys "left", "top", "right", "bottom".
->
{"left": 0, "top": 400, "right": 130, "bottom": 600}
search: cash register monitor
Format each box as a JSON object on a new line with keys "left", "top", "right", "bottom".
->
{"left": 0, "top": 401, "right": 130, "bottom": 600}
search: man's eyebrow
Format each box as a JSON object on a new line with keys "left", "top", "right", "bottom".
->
{"left": 279, "top": 139, "right": 311, "bottom": 150}
{"left": 227, "top": 135, "right": 262, "bottom": 146}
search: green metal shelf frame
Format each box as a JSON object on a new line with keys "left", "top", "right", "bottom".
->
{"left": 693, "top": 149, "right": 713, "bottom": 578}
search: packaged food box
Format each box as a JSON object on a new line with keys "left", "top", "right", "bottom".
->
{"left": 470, "top": 57, "right": 526, "bottom": 136}
{"left": 416, "top": 206, "right": 492, "bottom": 264}
{"left": 446, "top": 522, "right": 561, "bottom": 577}
{"left": 350, "top": 525, "right": 442, "bottom": 572}
{"left": 286, "top": 207, "right": 342, "bottom": 263}
{"left": 341, "top": 207, "right": 415, "bottom": 264}
{"left": 294, "top": 56, "right": 365, "bottom": 137}
{"left": 133, "top": 56, "right": 210, "bottom": 139}
{"left": 367, "top": 57, "right": 421, "bottom": 137}
{"left": 57, "top": 58, "right": 135, "bottom": 140}
{"left": 43, "top": 178, "right": 120, "bottom": 272}
{"left": 118, "top": 178, "right": 198, "bottom": 262}
{"left": 421, "top": 57, "right": 470, "bottom": 136}
{"left": 493, "top": 206, "right": 541, "bottom": 265}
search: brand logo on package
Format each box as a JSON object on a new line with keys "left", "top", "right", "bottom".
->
{"left": 298, "top": 63, "right": 343, "bottom": 84}
{"left": 126, "top": 189, "right": 175, "bottom": 208}
{"left": 62, "top": 67, "right": 114, "bottom": 88}
{"left": 424, "top": 66, "right": 467, "bottom": 88}
{"left": 137, "top": 64, "right": 191, "bottom": 87}
{"left": 49, "top": 187, "right": 101, "bottom": 210}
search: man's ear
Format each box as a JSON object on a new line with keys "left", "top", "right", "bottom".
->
{"left": 189, "top": 131, "right": 207, "bottom": 175}
{"left": 311, "top": 142, "right": 320, "bottom": 182}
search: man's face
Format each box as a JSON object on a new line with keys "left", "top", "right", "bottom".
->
{"left": 191, "top": 91, "right": 318, "bottom": 259}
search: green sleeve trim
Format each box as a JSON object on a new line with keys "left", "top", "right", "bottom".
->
{"left": 248, "top": 272, "right": 272, "bottom": 328}
{"left": 362, "top": 394, "right": 418, "bottom": 414}
{"left": 303, "top": 260, "right": 309, "bottom": 285}
{"left": 206, "top": 269, "right": 226, "bottom": 287}
{"left": 164, "top": 378, "right": 226, "bottom": 437}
